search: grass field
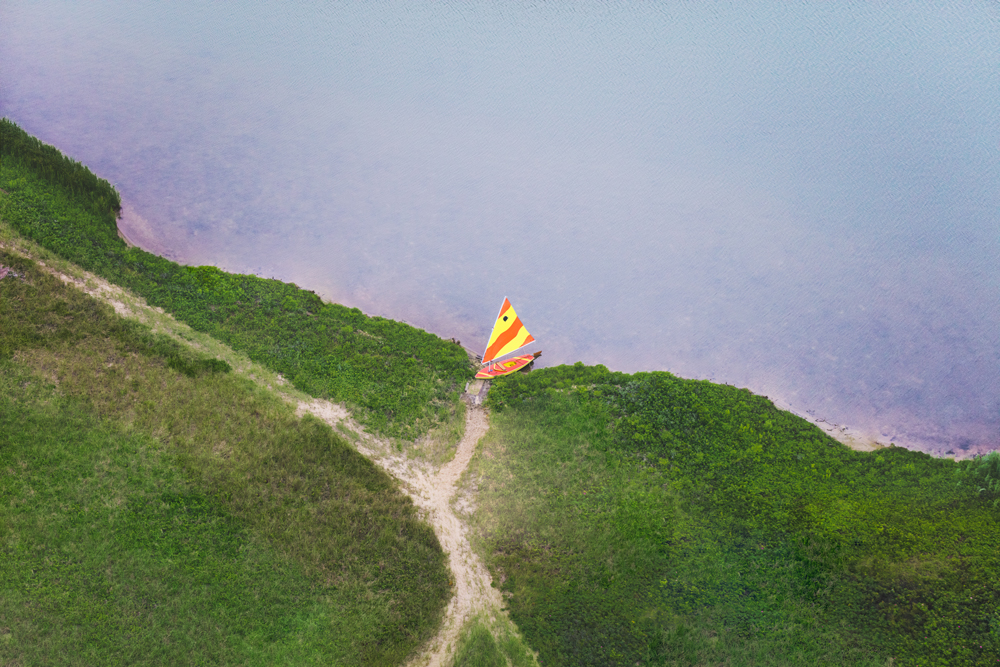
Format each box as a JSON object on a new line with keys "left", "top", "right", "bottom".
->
{"left": 6, "top": 118, "right": 1000, "bottom": 666}
{"left": 0, "top": 250, "right": 451, "bottom": 665}
{"left": 450, "top": 615, "right": 538, "bottom": 667}
{"left": 460, "top": 364, "right": 1000, "bottom": 666}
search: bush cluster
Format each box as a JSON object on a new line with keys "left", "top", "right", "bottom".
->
{"left": 0, "top": 118, "right": 120, "bottom": 218}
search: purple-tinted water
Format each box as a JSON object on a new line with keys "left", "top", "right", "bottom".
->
{"left": 2, "top": 2, "right": 998, "bottom": 455}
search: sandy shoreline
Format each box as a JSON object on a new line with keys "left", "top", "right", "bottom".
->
{"left": 766, "top": 393, "right": 998, "bottom": 460}
{"left": 766, "top": 395, "right": 885, "bottom": 453}
{"left": 115, "top": 203, "right": 177, "bottom": 259}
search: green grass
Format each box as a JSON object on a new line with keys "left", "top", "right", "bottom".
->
{"left": 451, "top": 615, "right": 538, "bottom": 667}
{"left": 0, "top": 116, "right": 120, "bottom": 217}
{"left": 0, "top": 117, "right": 474, "bottom": 440}
{"left": 453, "top": 621, "right": 507, "bottom": 667}
{"left": 0, "top": 370, "right": 326, "bottom": 665}
{"left": 1, "top": 251, "right": 451, "bottom": 665}
{"left": 463, "top": 364, "right": 1000, "bottom": 666}
{"left": 417, "top": 400, "right": 468, "bottom": 466}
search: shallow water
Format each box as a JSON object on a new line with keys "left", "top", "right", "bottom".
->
{"left": 2, "top": 2, "right": 998, "bottom": 455}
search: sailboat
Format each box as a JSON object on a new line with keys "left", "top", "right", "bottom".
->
{"left": 475, "top": 297, "right": 541, "bottom": 379}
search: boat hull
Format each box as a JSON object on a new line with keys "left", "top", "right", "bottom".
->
{"left": 475, "top": 353, "right": 536, "bottom": 379}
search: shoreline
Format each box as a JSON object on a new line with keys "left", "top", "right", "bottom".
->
{"left": 767, "top": 393, "right": 997, "bottom": 461}
{"left": 111, "top": 201, "right": 980, "bottom": 461}
{"left": 766, "top": 394, "right": 886, "bottom": 454}
{"left": 115, "top": 202, "right": 176, "bottom": 259}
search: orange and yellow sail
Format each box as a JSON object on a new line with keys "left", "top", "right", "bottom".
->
{"left": 482, "top": 297, "right": 535, "bottom": 364}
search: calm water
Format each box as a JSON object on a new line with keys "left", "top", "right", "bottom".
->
{"left": 2, "top": 2, "right": 998, "bottom": 455}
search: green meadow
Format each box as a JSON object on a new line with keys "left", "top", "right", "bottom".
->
{"left": 0, "top": 250, "right": 450, "bottom": 665}
{"left": 0, "top": 118, "right": 474, "bottom": 441}
{"left": 4, "top": 119, "right": 1000, "bottom": 666}
{"left": 463, "top": 364, "right": 1000, "bottom": 666}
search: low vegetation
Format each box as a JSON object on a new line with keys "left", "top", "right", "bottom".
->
{"left": 464, "top": 363, "right": 1000, "bottom": 666}
{"left": 0, "top": 119, "right": 120, "bottom": 218}
{"left": 0, "top": 251, "right": 450, "bottom": 665}
{"left": 6, "top": 119, "right": 999, "bottom": 666}
{"left": 450, "top": 615, "right": 537, "bottom": 667}
{"left": 0, "top": 118, "right": 474, "bottom": 439}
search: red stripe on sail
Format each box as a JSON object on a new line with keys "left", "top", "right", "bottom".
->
{"left": 484, "top": 317, "right": 532, "bottom": 362}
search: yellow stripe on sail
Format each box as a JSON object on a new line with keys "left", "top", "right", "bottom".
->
{"left": 492, "top": 325, "right": 533, "bottom": 359}
{"left": 482, "top": 298, "right": 535, "bottom": 363}
{"left": 485, "top": 299, "right": 515, "bottom": 350}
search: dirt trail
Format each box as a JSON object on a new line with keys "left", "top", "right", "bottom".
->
{"left": 400, "top": 407, "right": 504, "bottom": 666}
{"left": 4, "top": 241, "right": 517, "bottom": 665}
{"left": 297, "top": 400, "right": 505, "bottom": 667}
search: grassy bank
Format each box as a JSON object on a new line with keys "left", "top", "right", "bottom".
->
{"left": 0, "top": 118, "right": 474, "bottom": 440}
{"left": 462, "top": 364, "right": 1000, "bottom": 666}
{"left": 0, "top": 250, "right": 450, "bottom": 665}
{"left": 7, "top": 118, "right": 1000, "bottom": 666}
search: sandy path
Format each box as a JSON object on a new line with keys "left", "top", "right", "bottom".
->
{"left": 2, "top": 239, "right": 514, "bottom": 665}
{"left": 297, "top": 399, "right": 508, "bottom": 667}
{"left": 397, "top": 407, "right": 505, "bottom": 666}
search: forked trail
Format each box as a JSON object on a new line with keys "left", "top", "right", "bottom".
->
{"left": 297, "top": 399, "right": 508, "bottom": 667}
{"left": 9, "top": 242, "right": 513, "bottom": 667}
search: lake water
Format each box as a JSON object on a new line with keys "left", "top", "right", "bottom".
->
{"left": 2, "top": 2, "right": 998, "bottom": 455}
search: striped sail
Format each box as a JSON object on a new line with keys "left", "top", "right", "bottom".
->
{"left": 482, "top": 297, "right": 535, "bottom": 364}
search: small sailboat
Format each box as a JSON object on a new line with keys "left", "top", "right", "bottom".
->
{"left": 475, "top": 297, "right": 541, "bottom": 379}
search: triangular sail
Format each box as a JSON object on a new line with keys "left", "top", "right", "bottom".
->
{"left": 481, "top": 297, "right": 535, "bottom": 364}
